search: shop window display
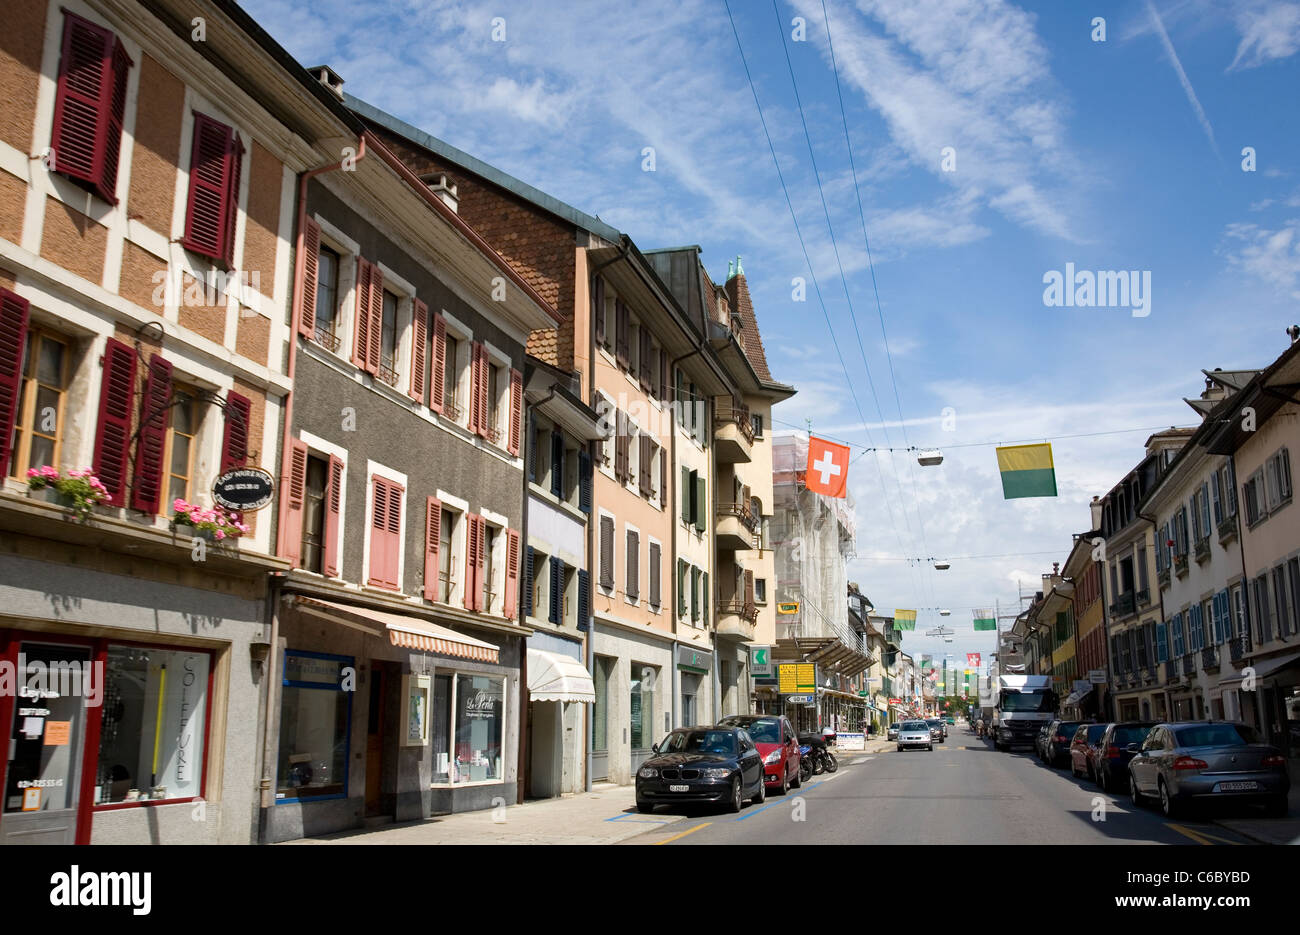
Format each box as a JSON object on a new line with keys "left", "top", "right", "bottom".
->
{"left": 277, "top": 651, "right": 351, "bottom": 801}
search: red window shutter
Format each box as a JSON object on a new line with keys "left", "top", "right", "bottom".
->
{"left": 368, "top": 477, "right": 402, "bottom": 589}
{"left": 50, "top": 14, "right": 131, "bottom": 204}
{"left": 298, "top": 217, "right": 321, "bottom": 339}
{"left": 430, "top": 314, "right": 446, "bottom": 414}
{"left": 182, "top": 113, "right": 239, "bottom": 263}
{"left": 130, "top": 354, "right": 173, "bottom": 514}
{"left": 468, "top": 343, "right": 482, "bottom": 436}
{"left": 352, "top": 258, "right": 372, "bottom": 369}
{"left": 384, "top": 480, "right": 403, "bottom": 588}
{"left": 366, "top": 264, "right": 384, "bottom": 374}
{"left": 221, "top": 391, "right": 252, "bottom": 473}
{"left": 222, "top": 133, "right": 244, "bottom": 266}
{"left": 423, "top": 496, "right": 442, "bottom": 601}
{"left": 409, "top": 298, "right": 428, "bottom": 402}
{"left": 283, "top": 439, "right": 308, "bottom": 567}
{"left": 503, "top": 528, "right": 521, "bottom": 619}
{"left": 507, "top": 368, "right": 523, "bottom": 456}
{"left": 476, "top": 516, "right": 489, "bottom": 612}
{"left": 463, "top": 512, "right": 480, "bottom": 610}
{"left": 477, "top": 347, "right": 491, "bottom": 440}
{"left": 0, "top": 289, "right": 31, "bottom": 477}
{"left": 323, "top": 455, "right": 344, "bottom": 576}
{"left": 92, "top": 338, "right": 137, "bottom": 506}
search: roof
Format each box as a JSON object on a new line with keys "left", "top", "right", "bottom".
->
{"left": 346, "top": 93, "right": 622, "bottom": 244}
{"left": 724, "top": 271, "right": 776, "bottom": 383}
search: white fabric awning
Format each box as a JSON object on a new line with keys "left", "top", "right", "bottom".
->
{"left": 1063, "top": 687, "right": 1092, "bottom": 706}
{"left": 527, "top": 648, "right": 595, "bottom": 703}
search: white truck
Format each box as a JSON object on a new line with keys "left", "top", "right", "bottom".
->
{"left": 991, "top": 674, "right": 1057, "bottom": 750}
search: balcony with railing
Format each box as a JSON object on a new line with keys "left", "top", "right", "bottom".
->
{"left": 1228, "top": 634, "right": 1250, "bottom": 664}
{"left": 715, "top": 501, "right": 759, "bottom": 551}
{"left": 713, "top": 399, "right": 753, "bottom": 464}
{"left": 1109, "top": 591, "right": 1136, "bottom": 620}
{"left": 1217, "top": 514, "right": 1239, "bottom": 543}
{"left": 1182, "top": 654, "right": 1196, "bottom": 676}
{"left": 1164, "top": 659, "right": 1178, "bottom": 682}
{"left": 1136, "top": 587, "right": 1151, "bottom": 608}
{"left": 1201, "top": 645, "right": 1219, "bottom": 671}
{"left": 717, "top": 599, "right": 759, "bottom": 639}
{"left": 1172, "top": 551, "right": 1189, "bottom": 578}
{"left": 1193, "top": 535, "right": 1211, "bottom": 563}
{"left": 1157, "top": 565, "right": 1171, "bottom": 588}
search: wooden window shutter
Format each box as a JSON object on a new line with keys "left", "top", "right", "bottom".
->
{"left": 423, "top": 496, "right": 442, "bottom": 601}
{"left": 92, "top": 338, "right": 137, "bottom": 506}
{"left": 615, "top": 300, "right": 629, "bottom": 368}
{"left": 366, "top": 264, "right": 384, "bottom": 374}
{"left": 368, "top": 478, "right": 389, "bottom": 586}
{"left": 627, "top": 529, "right": 639, "bottom": 599}
{"left": 507, "top": 368, "right": 523, "bottom": 456}
{"left": 352, "top": 258, "right": 373, "bottom": 369}
{"left": 550, "top": 431, "right": 564, "bottom": 497}
{"left": 649, "top": 345, "right": 659, "bottom": 399}
{"left": 504, "top": 528, "right": 521, "bottom": 619}
{"left": 638, "top": 435, "right": 651, "bottom": 496}
{"left": 220, "top": 391, "right": 252, "bottom": 473}
{"left": 638, "top": 329, "right": 651, "bottom": 392}
{"left": 323, "top": 455, "right": 344, "bottom": 576}
{"left": 0, "top": 290, "right": 31, "bottom": 477}
{"left": 463, "top": 513, "right": 480, "bottom": 610}
{"left": 50, "top": 14, "right": 131, "bottom": 204}
{"left": 592, "top": 276, "right": 605, "bottom": 346}
{"left": 694, "top": 473, "right": 707, "bottom": 532}
{"left": 298, "top": 217, "right": 321, "bottom": 339}
{"left": 384, "top": 480, "right": 404, "bottom": 589}
{"left": 524, "top": 546, "right": 535, "bottom": 617}
{"left": 182, "top": 113, "right": 240, "bottom": 264}
{"left": 477, "top": 348, "right": 491, "bottom": 440}
{"left": 467, "top": 343, "right": 482, "bottom": 436}
{"left": 430, "top": 314, "right": 447, "bottom": 414}
{"left": 577, "top": 569, "right": 590, "bottom": 632}
{"left": 130, "top": 354, "right": 173, "bottom": 513}
{"left": 702, "top": 571, "right": 709, "bottom": 627}
{"left": 660, "top": 350, "right": 670, "bottom": 407}
{"left": 282, "top": 439, "right": 309, "bottom": 567}
{"left": 681, "top": 466, "right": 691, "bottom": 524}
{"left": 691, "top": 567, "right": 701, "bottom": 621}
{"left": 744, "top": 569, "right": 754, "bottom": 609}
{"left": 659, "top": 443, "right": 667, "bottom": 508}
{"left": 549, "top": 556, "right": 563, "bottom": 624}
{"left": 578, "top": 450, "right": 592, "bottom": 514}
{"left": 599, "top": 515, "right": 614, "bottom": 589}
{"left": 677, "top": 559, "right": 687, "bottom": 617}
{"left": 649, "top": 542, "right": 661, "bottom": 609}
{"left": 409, "top": 298, "right": 428, "bottom": 402}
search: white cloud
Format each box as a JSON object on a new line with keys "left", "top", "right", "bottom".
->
{"left": 1229, "top": 1, "right": 1300, "bottom": 69}
{"left": 1219, "top": 220, "right": 1300, "bottom": 298}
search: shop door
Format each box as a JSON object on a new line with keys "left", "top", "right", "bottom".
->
{"left": 365, "top": 665, "right": 388, "bottom": 817}
{"left": 2, "top": 643, "right": 92, "bottom": 845}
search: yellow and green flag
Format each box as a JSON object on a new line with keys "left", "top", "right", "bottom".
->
{"left": 996, "top": 443, "right": 1057, "bottom": 499}
{"left": 895, "top": 609, "right": 917, "bottom": 630}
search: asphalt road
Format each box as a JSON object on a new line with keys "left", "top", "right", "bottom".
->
{"left": 625, "top": 729, "right": 1259, "bottom": 845}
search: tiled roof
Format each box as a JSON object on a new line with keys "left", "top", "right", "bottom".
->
{"left": 724, "top": 273, "right": 774, "bottom": 383}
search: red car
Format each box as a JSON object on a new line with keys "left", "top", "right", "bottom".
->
{"left": 717, "top": 715, "right": 802, "bottom": 794}
{"left": 1069, "top": 723, "right": 1110, "bottom": 781}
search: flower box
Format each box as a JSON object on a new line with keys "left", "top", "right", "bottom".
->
{"left": 25, "top": 466, "right": 109, "bottom": 517}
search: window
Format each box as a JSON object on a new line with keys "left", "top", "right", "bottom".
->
{"left": 438, "top": 507, "right": 455, "bottom": 602}
{"left": 1211, "top": 471, "right": 1223, "bottom": 526}
{"left": 1230, "top": 584, "right": 1245, "bottom": 641}
{"left": 447, "top": 674, "right": 504, "bottom": 783}
{"left": 5, "top": 328, "right": 70, "bottom": 479}
{"left": 1171, "top": 613, "right": 1185, "bottom": 657}
{"left": 443, "top": 333, "right": 461, "bottom": 420}
{"left": 691, "top": 566, "right": 701, "bottom": 622}
{"left": 756, "top": 578, "right": 768, "bottom": 603}
{"left": 599, "top": 515, "right": 615, "bottom": 591}
{"left": 1273, "top": 566, "right": 1293, "bottom": 640}
{"left": 91, "top": 645, "right": 210, "bottom": 806}
{"left": 1265, "top": 448, "right": 1292, "bottom": 510}
{"left": 1244, "top": 469, "right": 1265, "bottom": 525}
{"left": 682, "top": 468, "right": 706, "bottom": 532}
{"left": 301, "top": 454, "right": 328, "bottom": 574}
{"left": 592, "top": 656, "right": 614, "bottom": 753}
{"left": 752, "top": 413, "right": 764, "bottom": 438}
{"left": 1226, "top": 460, "right": 1238, "bottom": 516}
{"left": 648, "top": 541, "right": 661, "bottom": 611}
{"left": 367, "top": 476, "right": 403, "bottom": 590}
{"left": 182, "top": 113, "right": 243, "bottom": 266}
{"left": 630, "top": 664, "right": 656, "bottom": 749}
{"left": 164, "top": 387, "right": 199, "bottom": 508}
{"left": 485, "top": 360, "right": 500, "bottom": 443}
{"left": 314, "top": 246, "right": 340, "bottom": 349}
{"left": 277, "top": 651, "right": 351, "bottom": 801}
{"left": 377, "top": 291, "right": 399, "bottom": 386}
{"left": 482, "top": 525, "right": 498, "bottom": 613}
{"left": 50, "top": 13, "right": 132, "bottom": 204}
{"left": 626, "top": 528, "right": 640, "bottom": 602}
{"left": 1253, "top": 575, "right": 1272, "bottom": 644}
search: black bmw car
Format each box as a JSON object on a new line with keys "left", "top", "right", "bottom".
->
{"left": 635, "top": 726, "right": 766, "bottom": 814}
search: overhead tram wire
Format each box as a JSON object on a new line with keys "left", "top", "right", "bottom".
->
{"left": 772, "top": 0, "right": 938, "bottom": 609}
{"left": 722, "top": 0, "right": 917, "bottom": 577}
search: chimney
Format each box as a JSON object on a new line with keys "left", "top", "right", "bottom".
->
{"left": 1288, "top": 324, "right": 1299, "bottom": 344}
{"left": 419, "top": 173, "right": 459, "bottom": 213}
{"left": 1090, "top": 495, "right": 1103, "bottom": 530}
{"left": 1201, "top": 371, "right": 1227, "bottom": 403}
{"left": 308, "top": 65, "right": 345, "bottom": 101}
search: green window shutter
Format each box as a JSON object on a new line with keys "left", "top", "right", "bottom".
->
{"left": 691, "top": 566, "right": 701, "bottom": 621}
{"left": 677, "top": 559, "right": 687, "bottom": 617}
{"left": 702, "top": 571, "right": 709, "bottom": 627}
{"left": 681, "top": 466, "right": 691, "bottom": 524}
{"left": 694, "top": 474, "right": 707, "bottom": 532}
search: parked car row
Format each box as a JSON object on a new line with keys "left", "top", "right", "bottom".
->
{"left": 635, "top": 715, "right": 805, "bottom": 815}
{"left": 1036, "top": 719, "right": 1290, "bottom": 819}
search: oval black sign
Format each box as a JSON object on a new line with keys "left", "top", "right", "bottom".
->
{"left": 213, "top": 468, "right": 274, "bottom": 511}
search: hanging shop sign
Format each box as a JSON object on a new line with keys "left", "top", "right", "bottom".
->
{"left": 777, "top": 602, "right": 800, "bottom": 615}
{"left": 213, "top": 467, "right": 275, "bottom": 511}
{"left": 676, "top": 646, "right": 712, "bottom": 674}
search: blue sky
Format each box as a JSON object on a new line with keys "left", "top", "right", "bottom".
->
{"left": 243, "top": 0, "right": 1300, "bottom": 670}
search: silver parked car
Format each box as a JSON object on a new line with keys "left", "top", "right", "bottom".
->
{"left": 897, "top": 719, "right": 933, "bottom": 752}
{"left": 1128, "top": 721, "right": 1290, "bottom": 818}
{"left": 887, "top": 723, "right": 900, "bottom": 742}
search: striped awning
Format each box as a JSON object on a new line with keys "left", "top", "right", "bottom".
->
{"left": 291, "top": 595, "right": 499, "bottom": 663}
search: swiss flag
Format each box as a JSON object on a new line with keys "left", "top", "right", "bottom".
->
{"left": 805, "top": 436, "right": 850, "bottom": 498}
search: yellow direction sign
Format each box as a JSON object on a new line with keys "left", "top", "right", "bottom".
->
{"left": 777, "top": 602, "right": 800, "bottom": 615}
{"left": 778, "top": 663, "right": 816, "bottom": 693}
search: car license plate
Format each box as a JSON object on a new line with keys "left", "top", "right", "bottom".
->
{"left": 1217, "top": 781, "right": 1258, "bottom": 792}
{"left": 669, "top": 784, "right": 690, "bottom": 792}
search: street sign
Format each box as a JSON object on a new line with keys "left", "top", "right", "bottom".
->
{"left": 750, "top": 645, "right": 773, "bottom": 678}
{"left": 777, "top": 602, "right": 800, "bottom": 615}
{"left": 1088, "top": 669, "right": 1107, "bottom": 684}
{"left": 785, "top": 694, "right": 815, "bottom": 704}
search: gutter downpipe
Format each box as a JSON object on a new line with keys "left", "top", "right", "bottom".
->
{"left": 263, "top": 137, "right": 367, "bottom": 818}
{"left": 584, "top": 241, "right": 626, "bottom": 792}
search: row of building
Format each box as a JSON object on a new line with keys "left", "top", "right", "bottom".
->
{"left": 0, "top": 0, "right": 838, "bottom": 844}
{"left": 1005, "top": 334, "right": 1300, "bottom": 761}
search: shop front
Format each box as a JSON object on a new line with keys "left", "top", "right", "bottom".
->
{"left": 589, "top": 620, "right": 674, "bottom": 785}
{"left": 524, "top": 631, "right": 593, "bottom": 799}
{"left": 0, "top": 534, "right": 275, "bottom": 846}
{"left": 264, "top": 590, "right": 521, "bottom": 842}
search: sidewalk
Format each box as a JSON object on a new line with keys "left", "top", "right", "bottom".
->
{"left": 284, "top": 744, "right": 894, "bottom": 845}
{"left": 1210, "top": 776, "right": 1300, "bottom": 845}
